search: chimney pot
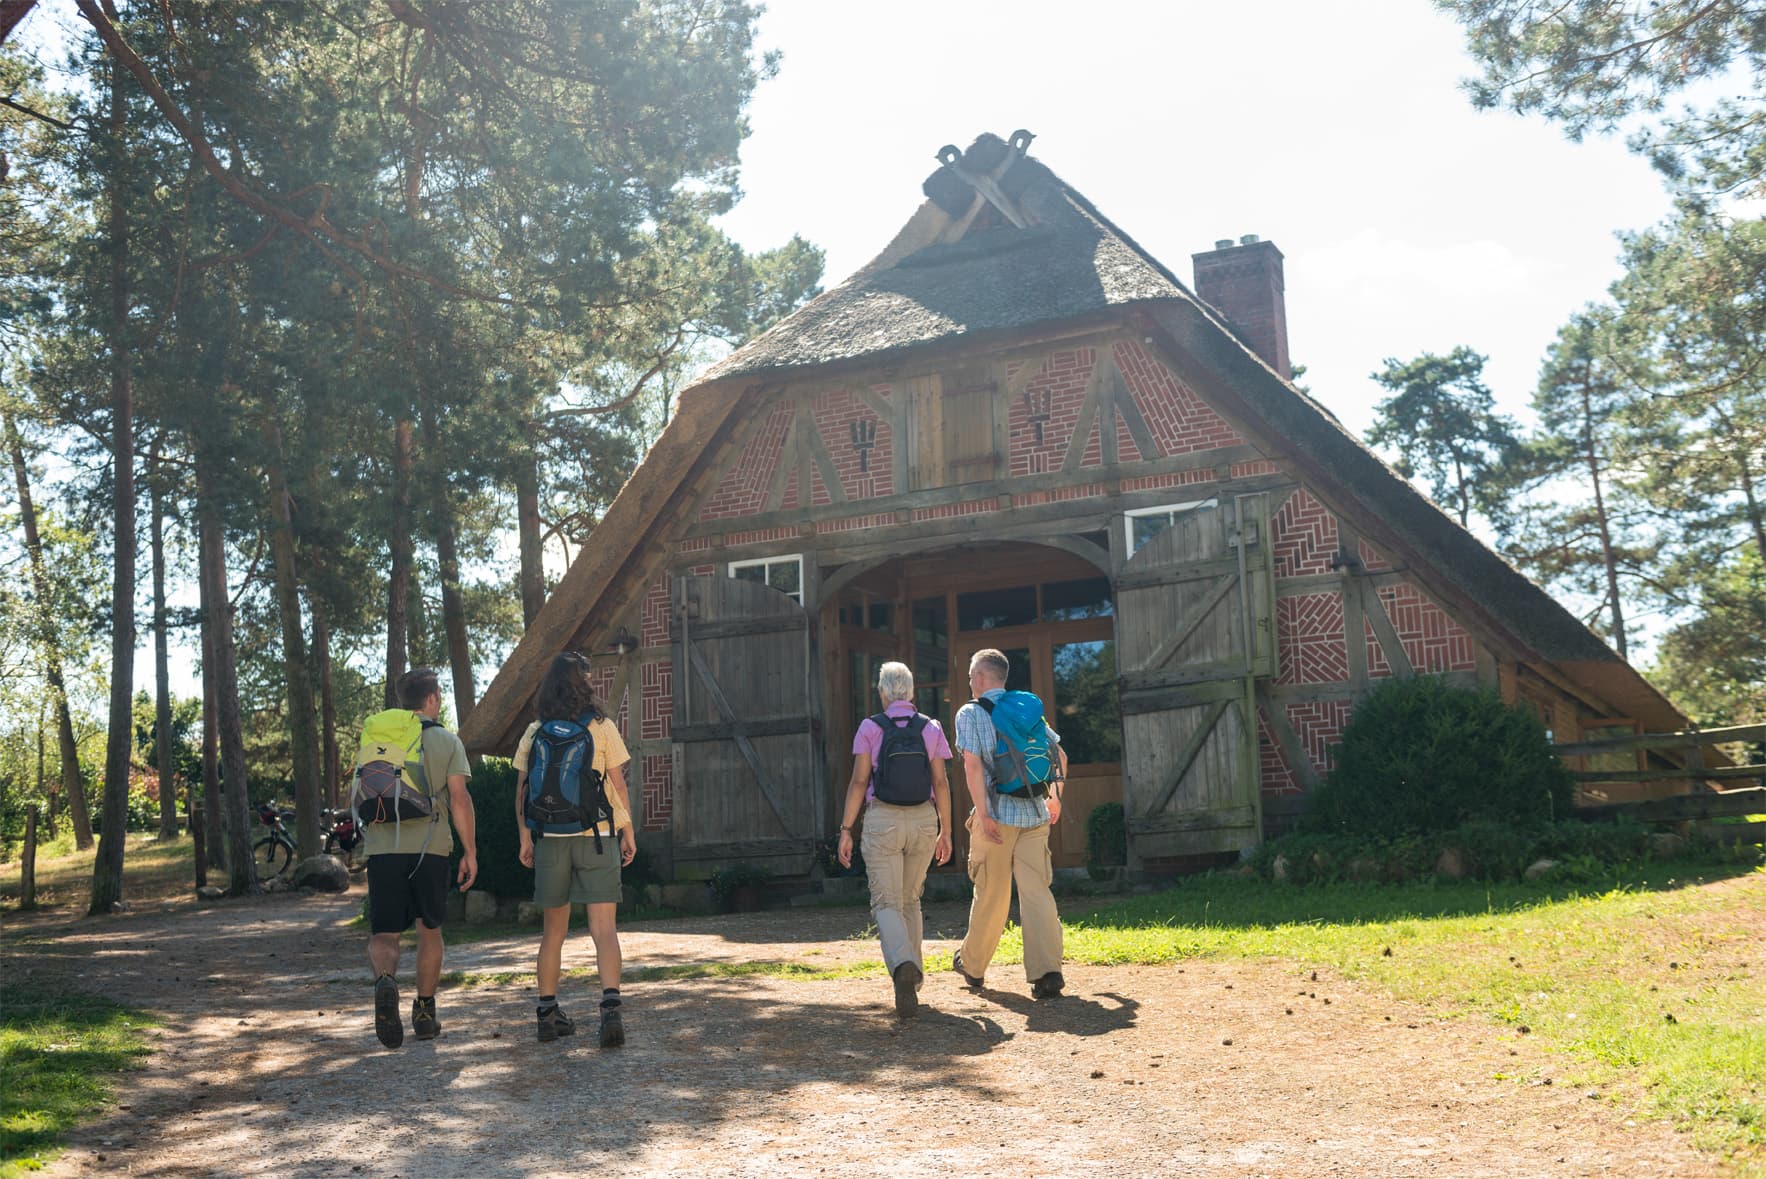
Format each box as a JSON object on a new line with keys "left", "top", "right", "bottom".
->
{"left": 1213, "top": 238, "right": 1234, "bottom": 249}
{"left": 1239, "top": 233, "right": 1260, "bottom": 245}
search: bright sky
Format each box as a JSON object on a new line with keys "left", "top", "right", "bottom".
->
{"left": 718, "top": 0, "right": 1674, "bottom": 437}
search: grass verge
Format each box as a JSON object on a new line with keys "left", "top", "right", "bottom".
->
{"left": 972, "top": 859, "right": 1763, "bottom": 1174}
{"left": 0, "top": 984, "right": 156, "bottom": 1177}
{"left": 0, "top": 835, "right": 198, "bottom": 916}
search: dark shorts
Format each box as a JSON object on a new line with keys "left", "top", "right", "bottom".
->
{"left": 367, "top": 853, "right": 450, "bottom": 934}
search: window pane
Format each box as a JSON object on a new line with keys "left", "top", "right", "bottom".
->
{"left": 957, "top": 585, "right": 1036, "bottom": 631}
{"left": 767, "top": 559, "right": 801, "bottom": 596}
{"left": 849, "top": 652, "right": 867, "bottom": 732}
{"left": 733, "top": 563, "right": 766, "bottom": 585}
{"left": 1042, "top": 576, "right": 1114, "bottom": 620}
{"left": 912, "top": 597, "right": 948, "bottom": 650}
{"left": 914, "top": 685, "right": 948, "bottom": 728}
{"left": 867, "top": 602, "right": 894, "bottom": 633}
{"left": 1053, "top": 640, "right": 1121, "bottom": 764}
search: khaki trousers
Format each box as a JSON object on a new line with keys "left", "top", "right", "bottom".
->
{"left": 860, "top": 801, "right": 939, "bottom": 975}
{"left": 959, "top": 815, "right": 1063, "bottom": 982}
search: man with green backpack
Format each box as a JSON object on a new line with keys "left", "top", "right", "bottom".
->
{"left": 354, "top": 668, "right": 477, "bottom": 1049}
{"left": 950, "top": 648, "right": 1068, "bottom": 1000}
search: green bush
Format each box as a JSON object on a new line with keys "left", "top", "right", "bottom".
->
{"left": 462, "top": 758, "right": 533, "bottom": 901}
{"left": 1085, "top": 802, "right": 1127, "bottom": 871}
{"left": 1305, "top": 676, "right": 1573, "bottom": 838}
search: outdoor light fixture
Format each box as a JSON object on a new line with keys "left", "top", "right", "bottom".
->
{"left": 607, "top": 627, "right": 638, "bottom": 656}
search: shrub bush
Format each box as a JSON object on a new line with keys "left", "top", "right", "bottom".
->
{"left": 1085, "top": 802, "right": 1127, "bottom": 871}
{"left": 463, "top": 758, "right": 533, "bottom": 900}
{"left": 1304, "top": 676, "right": 1573, "bottom": 839}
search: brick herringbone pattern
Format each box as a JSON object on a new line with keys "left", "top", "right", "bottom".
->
{"left": 1276, "top": 592, "right": 1348, "bottom": 685}
{"left": 1272, "top": 490, "right": 1338, "bottom": 578}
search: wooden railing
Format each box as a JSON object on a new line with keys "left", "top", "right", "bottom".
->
{"left": 1555, "top": 722, "right": 1766, "bottom": 823}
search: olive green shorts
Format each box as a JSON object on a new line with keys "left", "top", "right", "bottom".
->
{"left": 531, "top": 832, "right": 622, "bottom": 908}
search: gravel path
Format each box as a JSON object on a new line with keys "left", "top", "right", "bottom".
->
{"left": 9, "top": 886, "right": 1725, "bottom": 1178}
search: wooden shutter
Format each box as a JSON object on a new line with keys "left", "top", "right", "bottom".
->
{"left": 1117, "top": 493, "right": 1273, "bottom": 858}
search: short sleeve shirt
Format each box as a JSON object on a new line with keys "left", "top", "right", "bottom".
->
{"left": 515, "top": 716, "right": 632, "bottom": 833}
{"left": 954, "top": 689, "right": 1060, "bottom": 828}
{"left": 363, "top": 723, "right": 471, "bottom": 858}
{"left": 852, "top": 700, "right": 952, "bottom": 802}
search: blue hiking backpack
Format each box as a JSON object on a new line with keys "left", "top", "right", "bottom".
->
{"left": 524, "top": 714, "right": 615, "bottom": 851}
{"left": 977, "top": 691, "right": 1059, "bottom": 797}
{"left": 870, "top": 712, "right": 934, "bottom": 805}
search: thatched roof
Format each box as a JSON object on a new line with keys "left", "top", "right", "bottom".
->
{"left": 461, "top": 132, "right": 1685, "bottom": 754}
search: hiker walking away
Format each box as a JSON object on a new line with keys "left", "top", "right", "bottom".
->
{"left": 836, "top": 661, "right": 954, "bottom": 1018}
{"left": 951, "top": 648, "right": 1068, "bottom": 1000}
{"left": 357, "top": 668, "right": 477, "bottom": 1049}
{"left": 515, "top": 652, "right": 637, "bottom": 1047}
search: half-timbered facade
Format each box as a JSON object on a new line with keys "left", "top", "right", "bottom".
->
{"left": 462, "top": 131, "right": 1691, "bottom": 877}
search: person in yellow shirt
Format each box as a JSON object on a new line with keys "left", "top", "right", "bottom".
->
{"left": 514, "top": 652, "right": 636, "bottom": 1047}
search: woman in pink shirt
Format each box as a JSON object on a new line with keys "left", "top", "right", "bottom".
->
{"left": 836, "top": 661, "right": 954, "bottom": 1018}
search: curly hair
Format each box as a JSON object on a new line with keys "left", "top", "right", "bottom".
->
{"left": 534, "top": 651, "right": 603, "bottom": 722}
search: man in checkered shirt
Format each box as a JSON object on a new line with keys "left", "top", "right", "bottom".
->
{"left": 951, "top": 648, "right": 1068, "bottom": 1000}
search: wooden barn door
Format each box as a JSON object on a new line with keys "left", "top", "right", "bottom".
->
{"left": 671, "top": 574, "right": 824, "bottom": 875}
{"left": 1118, "top": 493, "right": 1274, "bottom": 859}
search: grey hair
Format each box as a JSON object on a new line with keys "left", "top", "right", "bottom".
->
{"left": 876, "top": 661, "right": 916, "bottom": 704}
{"left": 969, "top": 648, "right": 1010, "bottom": 684}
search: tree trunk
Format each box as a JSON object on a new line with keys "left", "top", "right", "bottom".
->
{"left": 92, "top": 22, "right": 136, "bottom": 916}
{"left": 262, "top": 421, "right": 323, "bottom": 861}
{"left": 516, "top": 445, "right": 546, "bottom": 627}
{"left": 1581, "top": 374, "right": 1627, "bottom": 659}
{"left": 311, "top": 593, "right": 340, "bottom": 811}
{"left": 199, "top": 578, "right": 224, "bottom": 875}
{"left": 420, "top": 407, "right": 476, "bottom": 728}
{"left": 386, "top": 419, "right": 415, "bottom": 706}
{"left": 19, "top": 806, "right": 38, "bottom": 912}
{"left": 150, "top": 439, "right": 179, "bottom": 840}
{"left": 198, "top": 472, "right": 257, "bottom": 895}
{"left": 5, "top": 410, "right": 93, "bottom": 850}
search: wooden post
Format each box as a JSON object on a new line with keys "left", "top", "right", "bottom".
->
{"left": 20, "top": 805, "right": 39, "bottom": 912}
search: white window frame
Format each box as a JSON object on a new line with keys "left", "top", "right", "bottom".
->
{"left": 1123, "top": 498, "right": 1218, "bottom": 554}
{"left": 728, "top": 553, "right": 804, "bottom": 603}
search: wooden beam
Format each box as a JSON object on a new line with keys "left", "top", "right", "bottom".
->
{"left": 673, "top": 716, "right": 816, "bottom": 743}
{"left": 849, "top": 383, "right": 892, "bottom": 422}
{"left": 1359, "top": 579, "right": 1414, "bottom": 679}
{"left": 1554, "top": 723, "right": 1766, "bottom": 757}
{"left": 1110, "top": 353, "right": 1161, "bottom": 461}
{"left": 1255, "top": 684, "right": 1322, "bottom": 791}
{"left": 1061, "top": 356, "right": 1104, "bottom": 473}
{"left": 803, "top": 412, "right": 849, "bottom": 505}
{"left": 1096, "top": 349, "right": 1119, "bottom": 468}
{"left": 1571, "top": 766, "right": 1763, "bottom": 784}
{"left": 1573, "top": 786, "right": 1766, "bottom": 822}
{"left": 673, "top": 614, "right": 807, "bottom": 642}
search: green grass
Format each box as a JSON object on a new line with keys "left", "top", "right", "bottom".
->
{"left": 0, "top": 835, "right": 199, "bottom": 916}
{"left": 0, "top": 984, "right": 156, "bottom": 1177}
{"left": 985, "top": 859, "right": 1762, "bottom": 1174}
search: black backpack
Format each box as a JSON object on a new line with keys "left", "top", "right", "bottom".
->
{"left": 871, "top": 713, "right": 933, "bottom": 805}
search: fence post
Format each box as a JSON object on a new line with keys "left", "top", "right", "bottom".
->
{"left": 20, "top": 804, "right": 39, "bottom": 911}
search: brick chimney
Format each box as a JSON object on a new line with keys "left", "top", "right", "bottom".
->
{"left": 1191, "top": 235, "right": 1290, "bottom": 379}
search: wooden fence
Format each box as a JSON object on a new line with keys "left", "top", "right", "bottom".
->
{"left": 1555, "top": 722, "right": 1766, "bottom": 826}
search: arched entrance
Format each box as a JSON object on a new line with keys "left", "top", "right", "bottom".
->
{"left": 823, "top": 540, "right": 1123, "bottom": 869}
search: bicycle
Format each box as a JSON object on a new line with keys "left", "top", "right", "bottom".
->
{"left": 253, "top": 802, "right": 297, "bottom": 877}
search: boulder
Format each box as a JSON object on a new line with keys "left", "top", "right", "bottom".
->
{"left": 464, "top": 889, "right": 498, "bottom": 923}
{"left": 195, "top": 884, "right": 225, "bottom": 901}
{"left": 516, "top": 901, "right": 543, "bottom": 926}
{"left": 1523, "top": 858, "right": 1558, "bottom": 881}
{"left": 1648, "top": 832, "right": 1688, "bottom": 859}
{"left": 1347, "top": 857, "right": 1381, "bottom": 883}
{"left": 292, "top": 855, "right": 350, "bottom": 893}
{"left": 1435, "top": 848, "right": 1466, "bottom": 880}
{"left": 1271, "top": 854, "right": 1290, "bottom": 882}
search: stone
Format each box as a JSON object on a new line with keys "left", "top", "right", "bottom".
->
{"left": 445, "top": 889, "right": 467, "bottom": 922}
{"left": 1648, "top": 832, "right": 1687, "bottom": 859}
{"left": 1271, "top": 854, "right": 1290, "bottom": 882}
{"left": 464, "top": 889, "right": 498, "bottom": 923}
{"left": 1524, "top": 858, "right": 1559, "bottom": 881}
{"left": 1435, "top": 848, "right": 1466, "bottom": 880}
{"left": 516, "top": 901, "right": 543, "bottom": 926}
{"left": 292, "top": 855, "right": 350, "bottom": 893}
{"left": 195, "top": 885, "right": 225, "bottom": 901}
{"left": 1347, "top": 857, "right": 1381, "bottom": 882}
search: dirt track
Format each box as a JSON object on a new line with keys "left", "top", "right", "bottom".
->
{"left": 8, "top": 887, "right": 1724, "bottom": 1178}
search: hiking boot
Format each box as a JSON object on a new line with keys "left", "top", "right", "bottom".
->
{"left": 1032, "top": 971, "right": 1066, "bottom": 1000}
{"left": 598, "top": 1004, "right": 625, "bottom": 1049}
{"left": 952, "top": 950, "right": 983, "bottom": 991}
{"left": 892, "top": 961, "right": 922, "bottom": 1018}
{"left": 373, "top": 974, "right": 403, "bottom": 1049}
{"left": 412, "top": 998, "right": 439, "bottom": 1041}
{"left": 536, "top": 1005, "right": 576, "bottom": 1043}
